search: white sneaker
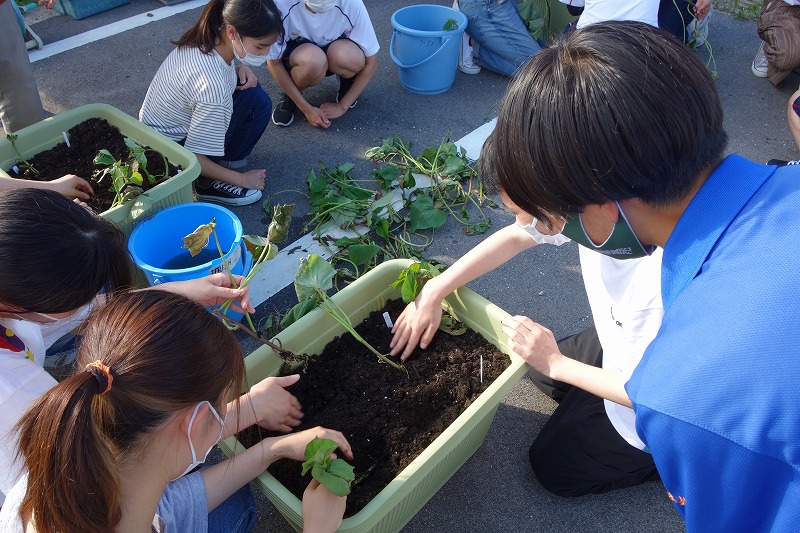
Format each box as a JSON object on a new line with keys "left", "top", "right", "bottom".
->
{"left": 458, "top": 33, "right": 481, "bottom": 75}
{"left": 752, "top": 41, "right": 768, "bottom": 78}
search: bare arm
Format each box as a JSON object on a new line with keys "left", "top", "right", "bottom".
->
{"left": 195, "top": 153, "right": 265, "bottom": 190}
{"left": 266, "top": 59, "right": 330, "bottom": 128}
{"left": 200, "top": 426, "right": 352, "bottom": 512}
{"left": 502, "top": 315, "right": 631, "bottom": 407}
{"left": 390, "top": 223, "right": 536, "bottom": 360}
{"left": 0, "top": 174, "right": 93, "bottom": 200}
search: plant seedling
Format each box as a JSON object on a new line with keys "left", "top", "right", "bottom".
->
{"left": 287, "top": 253, "right": 405, "bottom": 372}
{"left": 182, "top": 204, "right": 294, "bottom": 335}
{"left": 5, "top": 133, "right": 39, "bottom": 176}
{"left": 392, "top": 261, "right": 467, "bottom": 336}
{"left": 93, "top": 138, "right": 172, "bottom": 208}
{"left": 301, "top": 437, "right": 355, "bottom": 497}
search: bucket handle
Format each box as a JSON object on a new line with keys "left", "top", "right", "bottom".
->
{"left": 389, "top": 31, "right": 455, "bottom": 70}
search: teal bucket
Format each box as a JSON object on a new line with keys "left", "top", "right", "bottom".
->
{"left": 127, "top": 203, "right": 252, "bottom": 321}
{"left": 390, "top": 5, "right": 467, "bottom": 95}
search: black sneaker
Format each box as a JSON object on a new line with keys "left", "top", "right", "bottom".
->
{"left": 272, "top": 94, "right": 296, "bottom": 127}
{"left": 767, "top": 159, "right": 800, "bottom": 167}
{"left": 336, "top": 75, "right": 358, "bottom": 109}
{"left": 195, "top": 180, "right": 262, "bottom": 207}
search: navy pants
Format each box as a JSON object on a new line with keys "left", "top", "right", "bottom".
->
{"left": 208, "top": 83, "right": 271, "bottom": 165}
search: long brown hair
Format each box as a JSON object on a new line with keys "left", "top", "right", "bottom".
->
{"left": 14, "top": 290, "right": 245, "bottom": 533}
{"left": 173, "top": 0, "right": 284, "bottom": 54}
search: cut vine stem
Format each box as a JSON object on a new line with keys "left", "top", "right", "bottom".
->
{"left": 212, "top": 308, "right": 295, "bottom": 358}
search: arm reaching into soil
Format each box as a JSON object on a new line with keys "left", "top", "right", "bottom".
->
{"left": 390, "top": 222, "right": 537, "bottom": 360}
{"left": 502, "top": 315, "right": 631, "bottom": 407}
{"left": 200, "top": 426, "right": 352, "bottom": 513}
{"left": 0, "top": 174, "right": 94, "bottom": 200}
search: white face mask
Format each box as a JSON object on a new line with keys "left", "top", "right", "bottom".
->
{"left": 175, "top": 401, "right": 225, "bottom": 479}
{"left": 305, "top": 0, "right": 336, "bottom": 13}
{"left": 515, "top": 218, "right": 570, "bottom": 246}
{"left": 13, "top": 303, "right": 93, "bottom": 349}
{"left": 232, "top": 33, "right": 268, "bottom": 67}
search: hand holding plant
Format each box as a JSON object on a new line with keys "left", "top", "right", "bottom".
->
{"left": 301, "top": 437, "right": 355, "bottom": 497}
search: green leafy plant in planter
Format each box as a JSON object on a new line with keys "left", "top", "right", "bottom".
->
{"left": 391, "top": 261, "right": 467, "bottom": 336}
{"left": 284, "top": 253, "right": 405, "bottom": 372}
{"left": 93, "top": 138, "right": 173, "bottom": 208}
{"left": 301, "top": 437, "right": 355, "bottom": 497}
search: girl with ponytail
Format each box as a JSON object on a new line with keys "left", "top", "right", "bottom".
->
{"left": 0, "top": 188, "right": 278, "bottom": 508}
{"left": 0, "top": 290, "right": 351, "bottom": 533}
{"left": 140, "top": 0, "right": 284, "bottom": 207}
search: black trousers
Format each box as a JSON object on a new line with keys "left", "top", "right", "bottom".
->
{"left": 528, "top": 327, "right": 660, "bottom": 497}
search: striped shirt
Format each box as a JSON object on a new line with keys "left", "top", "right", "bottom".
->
{"left": 267, "top": 0, "right": 380, "bottom": 60}
{"left": 139, "top": 46, "right": 236, "bottom": 157}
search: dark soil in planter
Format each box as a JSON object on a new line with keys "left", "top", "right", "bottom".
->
{"left": 13, "top": 118, "right": 179, "bottom": 213}
{"left": 238, "top": 299, "right": 510, "bottom": 517}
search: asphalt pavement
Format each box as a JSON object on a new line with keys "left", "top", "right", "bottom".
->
{"left": 21, "top": 1, "right": 800, "bottom": 531}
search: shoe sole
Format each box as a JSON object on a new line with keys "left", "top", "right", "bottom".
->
{"left": 459, "top": 64, "right": 481, "bottom": 75}
{"left": 272, "top": 112, "right": 295, "bottom": 127}
{"left": 751, "top": 64, "right": 768, "bottom": 78}
{"left": 195, "top": 189, "right": 263, "bottom": 207}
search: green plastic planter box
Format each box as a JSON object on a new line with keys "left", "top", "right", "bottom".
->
{"left": 220, "top": 258, "right": 528, "bottom": 533}
{"left": 54, "top": 0, "right": 130, "bottom": 20}
{"left": 0, "top": 104, "right": 200, "bottom": 239}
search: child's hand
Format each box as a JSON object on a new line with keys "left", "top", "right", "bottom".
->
{"left": 390, "top": 285, "right": 444, "bottom": 361}
{"left": 38, "top": 0, "right": 56, "bottom": 8}
{"left": 302, "top": 480, "right": 346, "bottom": 533}
{"left": 271, "top": 427, "right": 353, "bottom": 462}
{"left": 245, "top": 375, "right": 304, "bottom": 433}
{"left": 47, "top": 174, "right": 94, "bottom": 200}
{"left": 235, "top": 64, "right": 258, "bottom": 90}
{"left": 237, "top": 169, "right": 266, "bottom": 190}
{"left": 693, "top": 0, "right": 712, "bottom": 20}
{"left": 501, "top": 315, "right": 563, "bottom": 378}
{"left": 303, "top": 106, "right": 331, "bottom": 129}
{"left": 156, "top": 273, "right": 255, "bottom": 313}
{"left": 320, "top": 101, "right": 347, "bottom": 121}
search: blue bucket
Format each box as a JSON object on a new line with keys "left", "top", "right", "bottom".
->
{"left": 390, "top": 5, "right": 467, "bottom": 95}
{"left": 127, "top": 203, "right": 252, "bottom": 321}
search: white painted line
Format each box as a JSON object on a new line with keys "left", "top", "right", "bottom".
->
{"left": 455, "top": 118, "right": 496, "bottom": 162}
{"left": 29, "top": 0, "right": 207, "bottom": 63}
{"left": 248, "top": 123, "right": 497, "bottom": 308}
{"left": 247, "top": 226, "right": 358, "bottom": 306}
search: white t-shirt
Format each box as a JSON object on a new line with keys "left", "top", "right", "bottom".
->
{"left": 559, "top": 0, "right": 660, "bottom": 30}
{"left": 268, "top": 0, "right": 380, "bottom": 60}
{"left": 0, "top": 307, "right": 91, "bottom": 506}
{"left": 516, "top": 222, "right": 663, "bottom": 450}
{"left": 140, "top": 47, "right": 237, "bottom": 157}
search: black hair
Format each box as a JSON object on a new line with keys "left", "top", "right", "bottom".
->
{"left": 487, "top": 21, "right": 728, "bottom": 223}
{"left": 173, "top": 0, "right": 285, "bottom": 54}
{"left": 0, "top": 188, "right": 133, "bottom": 313}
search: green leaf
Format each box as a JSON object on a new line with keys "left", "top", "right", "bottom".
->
{"left": 182, "top": 219, "right": 216, "bottom": 257}
{"left": 442, "top": 155, "right": 465, "bottom": 175}
{"left": 372, "top": 217, "right": 390, "bottom": 241}
{"left": 333, "top": 236, "right": 361, "bottom": 247}
{"left": 267, "top": 203, "right": 294, "bottom": 243}
{"left": 301, "top": 438, "right": 354, "bottom": 497}
{"left": 129, "top": 171, "right": 144, "bottom": 187}
{"left": 93, "top": 149, "right": 116, "bottom": 167}
{"left": 442, "top": 18, "right": 459, "bottom": 31}
{"left": 371, "top": 166, "right": 397, "bottom": 189}
{"left": 401, "top": 274, "right": 419, "bottom": 303}
{"left": 347, "top": 243, "right": 380, "bottom": 265}
{"left": 294, "top": 254, "right": 335, "bottom": 303}
{"left": 408, "top": 196, "right": 447, "bottom": 232}
{"left": 337, "top": 162, "right": 355, "bottom": 175}
{"left": 280, "top": 298, "right": 318, "bottom": 329}
{"left": 420, "top": 146, "right": 438, "bottom": 167}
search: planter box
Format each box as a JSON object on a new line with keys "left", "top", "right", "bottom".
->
{"left": 0, "top": 104, "right": 200, "bottom": 239}
{"left": 220, "top": 258, "right": 528, "bottom": 533}
{"left": 54, "top": 0, "right": 130, "bottom": 20}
